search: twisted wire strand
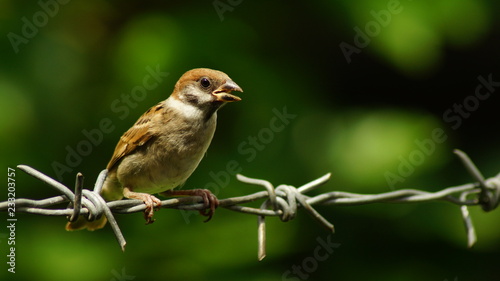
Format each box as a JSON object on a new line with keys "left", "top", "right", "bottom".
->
{"left": 1, "top": 150, "right": 499, "bottom": 259}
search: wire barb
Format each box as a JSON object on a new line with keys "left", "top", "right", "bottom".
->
{"left": 2, "top": 150, "right": 498, "bottom": 258}
{"left": 68, "top": 173, "right": 83, "bottom": 222}
{"left": 15, "top": 165, "right": 127, "bottom": 251}
{"left": 235, "top": 176, "right": 336, "bottom": 261}
{"left": 459, "top": 191, "right": 477, "bottom": 248}
{"left": 454, "top": 149, "right": 500, "bottom": 212}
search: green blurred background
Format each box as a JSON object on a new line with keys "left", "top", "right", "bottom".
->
{"left": 1, "top": 0, "right": 499, "bottom": 280}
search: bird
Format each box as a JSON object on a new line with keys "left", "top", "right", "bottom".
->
{"left": 66, "top": 68, "right": 243, "bottom": 231}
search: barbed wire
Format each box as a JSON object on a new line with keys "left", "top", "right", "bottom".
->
{"left": 1, "top": 149, "right": 499, "bottom": 260}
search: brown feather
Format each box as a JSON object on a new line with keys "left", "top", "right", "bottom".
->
{"left": 106, "top": 102, "right": 164, "bottom": 171}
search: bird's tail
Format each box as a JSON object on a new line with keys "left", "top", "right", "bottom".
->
{"left": 65, "top": 216, "right": 108, "bottom": 231}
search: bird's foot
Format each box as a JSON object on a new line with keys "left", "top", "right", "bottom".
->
{"left": 123, "top": 187, "right": 162, "bottom": 224}
{"left": 162, "top": 189, "right": 219, "bottom": 222}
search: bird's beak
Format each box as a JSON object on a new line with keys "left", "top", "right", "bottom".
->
{"left": 212, "top": 80, "right": 243, "bottom": 102}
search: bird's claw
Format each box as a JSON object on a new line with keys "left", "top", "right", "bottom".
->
{"left": 161, "top": 189, "right": 219, "bottom": 222}
{"left": 196, "top": 189, "right": 219, "bottom": 222}
{"left": 142, "top": 195, "right": 162, "bottom": 224}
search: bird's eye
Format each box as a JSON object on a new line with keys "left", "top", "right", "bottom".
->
{"left": 200, "top": 77, "right": 211, "bottom": 88}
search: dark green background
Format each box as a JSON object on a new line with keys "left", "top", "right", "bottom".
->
{"left": 1, "top": 0, "right": 499, "bottom": 280}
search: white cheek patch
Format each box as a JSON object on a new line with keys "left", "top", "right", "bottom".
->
{"left": 165, "top": 96, "right": 205, "bottom": 120}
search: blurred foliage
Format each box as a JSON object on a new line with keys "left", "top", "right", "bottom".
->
{"left": 1, "top": 0, "right": 499, "bottom": 280}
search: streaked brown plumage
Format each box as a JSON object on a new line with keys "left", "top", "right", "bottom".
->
{"left": 66, "top": 68, "right": 243, "bottom": 231}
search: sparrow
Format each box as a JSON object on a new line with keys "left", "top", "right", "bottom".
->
{"left": 66, "top": 68, "right": 243, "bottom": 231}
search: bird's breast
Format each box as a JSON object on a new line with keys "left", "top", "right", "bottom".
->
{"left": 116, "top": 115, "right": 217, "bottom": 194}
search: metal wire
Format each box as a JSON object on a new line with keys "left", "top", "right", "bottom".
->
{"left": 1, "top": 150, "right": 498, "bottom": 259}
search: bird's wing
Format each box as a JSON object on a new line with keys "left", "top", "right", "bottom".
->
{"left": 106, "top": 102, "right": 164, "bottom": 170}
